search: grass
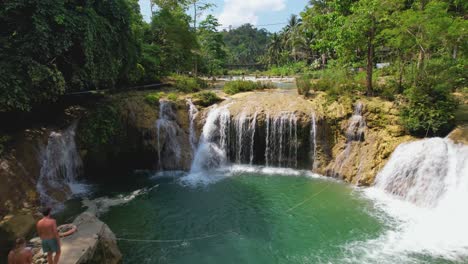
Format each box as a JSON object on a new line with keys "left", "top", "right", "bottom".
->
{"left": 145, "top": 92, "right": 165, "bottom": 104}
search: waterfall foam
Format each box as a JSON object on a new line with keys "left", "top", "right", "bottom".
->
{"left": 37, "top": 123, "right": 88, "bottom": 209}
{"left": 348, "top": 137, "right": 468, "bottom": 263}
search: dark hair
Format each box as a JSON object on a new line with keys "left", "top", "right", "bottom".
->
{"left": 41, "top": 207, "right": 52, "bottom": 216}
{"left": 15, "top": 237, "right": 26, "bottom": 248}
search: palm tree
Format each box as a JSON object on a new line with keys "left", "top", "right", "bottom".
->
{"left": 267, "top": 33, "right": 282, "bottom": 66}
{"left": 284, "top": 15, "right": 303, "bottom": 62}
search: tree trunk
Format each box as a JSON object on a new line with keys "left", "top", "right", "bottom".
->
{"left": 453, "top": 46, "right": 458, "bottom": 59}
{"left": 321, "top": 53, "right": 327, "bottom": 69}
{"left": 366, "top": 23, "right": 375, "bottom": 96}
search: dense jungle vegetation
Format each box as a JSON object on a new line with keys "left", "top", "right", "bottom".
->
{"left": 0, "top": 0, "right": 466, "bottom": 136}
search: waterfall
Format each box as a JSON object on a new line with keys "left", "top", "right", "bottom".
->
{"left": 156, "top": 100, "right": 182, "bottom": 170}
{"left": 331, "top": 102, "right": 366, "bottom": 177}
{"left": 249, "top": 111, "right": 258, "bottom": 165}
{"left": 190, "top": 105, "right": 231, "bottom": 173}
{"left": 232, "top": 111, "right": 258, "bottom": 164}
{"left": 353, "top": 137, "right": 468, "bottom": 262}
{"left": 264, "top": 112, "right": 298, "bottom": 168}
{"left": 374, "top": 137, "right": 468, "bottom": 207}
{"left": 37, "top": 123, "right": 87, "bottom": 209}
{"left": 187, "top": 99, "right": 199, "bottom": 154}
{"left": 311, "top": 112, "right": 317, "bottom": 169}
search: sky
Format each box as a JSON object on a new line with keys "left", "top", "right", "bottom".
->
{"left": 138, "top": 0, "right": 309, "bottom": 32}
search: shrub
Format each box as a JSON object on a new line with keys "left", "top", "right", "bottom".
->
{"left": 145, "top": 92, "right": 165, "bottom": 104}
{"left": 401, "top": 85, "right": 458, "bottom": 137}
{"left": 296, "top": 76, "right": 312, "bottom": 96}
{"left": 167, "top": 93, "right": 178, "bottom": 101}
{"left": 194, "top": 91, "right": 222, "bottom": 107}
{"left": 172, "top": 75, "right": 208, "bottom": 93}
{"left": 223, "top": 80, "right": 272, "bottom": 95}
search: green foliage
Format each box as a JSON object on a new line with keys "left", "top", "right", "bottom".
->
{"left": 78, "top": 104, "right": 124, "bottom": 149}
{"left": 0, "top": 0, "right": 140, "bottom": 112}
{"left": 222, "top": 24, "right": 270, "bottom": 65}
{"left": 296, "top": 76, "right": 312, "bottom": 96}
{"left": 265, "top": 62, "right": 312, "bottom": 76}
{"left": 145, "top": 92, "right": 165, "bottom": 104}
{"left": 172, "top": 75, "right": 208, "bottom": 93}
{"left": 150, "top": 7, "right": 198, "bottom": 74}
{"left": 223, "top": 80, "right": 272, "bottom": 95}
{"left": 194, "top": 91, "right": 222, "bottom": 107}
{"left": 167, "top": 93, "right": 178, "bottom": 101}
{"left": 401, "top": 85, "right": 458, "bottom": 137}
{"left": 198, "top": 15, "right": 227, "bottom": 75}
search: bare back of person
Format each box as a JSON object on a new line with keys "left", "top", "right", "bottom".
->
{"left": 36, "top": 208, "right": 61, "bottom": 264}
{"left": 37, "top": 217, "right": 57, "bottom": 240}
{"left": 8, "top": 248, "right": 32, "bottom": 264}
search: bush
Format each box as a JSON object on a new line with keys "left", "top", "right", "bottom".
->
{"left": 223, "top": 80, "right": 272, "bottom": 95}
{"left": 167, "top": 93, "right": 178, "bottom": 101}
{"left": 401, "top": 85, "right": 458, "bottom": 137}
{"left": 145, "top": 92, "right": 165, "bottom": 104}
{"left": 194, "top": 91, "right": 222, "bottom": 107}
{"left": 296, "top": 76, "right": 312, "bottom": 96}
{"left": 172, "top": 75, "right": 208, "bottom": 93}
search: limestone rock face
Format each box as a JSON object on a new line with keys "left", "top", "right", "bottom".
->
{"left": 194, "top": 90, "right": 415, "bottom": 185}
{"left": 448, "top": 125, "right": 468, "bottom": 145}
{"left": 77, "top": 92, "right": 195, "bottom": 176}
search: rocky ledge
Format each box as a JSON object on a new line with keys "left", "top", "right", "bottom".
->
{"left": 30, "top": 212, "right": 121, "bottom": 264}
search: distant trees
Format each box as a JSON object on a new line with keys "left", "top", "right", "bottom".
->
{"left": 222, "top": 24, "right": 270, "bottom": 66}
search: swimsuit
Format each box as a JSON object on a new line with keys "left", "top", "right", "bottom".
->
{"left": 41, "top": 238, "right": 59, "bottom": 253}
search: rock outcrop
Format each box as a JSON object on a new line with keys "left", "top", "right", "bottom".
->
{"left": 31, "top": 212, "right": 122, "bottom": 264}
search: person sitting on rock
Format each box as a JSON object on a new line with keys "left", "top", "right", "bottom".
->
{"left": 8, "top": 237, "right": 32, "bottom": 264}
{"left": 36, "top": 208, "right": 61, "bottom": 264}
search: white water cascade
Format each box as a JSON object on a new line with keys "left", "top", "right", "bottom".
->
{"left": 37, "top": 123, "right": 87, "bottom": 209}
{"left": 232, "top": 110, "right": 258, "bottom": 164}
{"left": 156, "top": 100, "right": 182, "bottom": 169}
{"left": 351, "top": 137, "right": 468, "bottom": 263}
{"left": 190, "top": 105, "right": 231, "bottom": 173}
{"left": 310, "top": 112, "right": 317, "bottom": 170}
{"left": 187, "top": 99, "right": 199, "bottom": 154}
{"left": 264, "top": 112, "right": 298, "bottom": 168}
{"left": 331, "top": 102, "right": 366, "bottom": 177}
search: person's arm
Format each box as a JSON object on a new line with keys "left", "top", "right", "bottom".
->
{"left": 26, "top": 249, "right": 33, "bottom": 264}
{"left": 53, "top": 220, "right": 61, "bottom": 247}
{"left": 8, "top": 251, "right": 14, "bottom": 264}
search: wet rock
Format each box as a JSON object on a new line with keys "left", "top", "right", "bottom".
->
{"left": 448, "top": 125, "right": 468, "bottom": 145}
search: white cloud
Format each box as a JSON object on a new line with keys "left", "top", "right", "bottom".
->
{"left": 217, "top": 0, "right": 286, "bottom": 28}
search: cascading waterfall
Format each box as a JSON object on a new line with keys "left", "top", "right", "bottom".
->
{"left": 190, "top": 105, "right": 231, "bottom": 173}
{"left": 264, "top": 112, "right": 298, "bottom": 168}
{"left": 232, "top": 111, "right": 258, "bottom": 164}
{"left": 37, "top": 123, "right": 87, "bottom": 209}
{"left": 156, "top": 100, "right": 182, "bottom": 169}
{"left": 310, "top": 112, "right": 317, "bottom": 170}
{"left": 331, "top": 102, "right": 366, "bottom": 177}
{"left": 351, "top": 137, "right": 468, "bottom": 263}
{"left": 187, "top": 99, "right": 199, "bottom": 154}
